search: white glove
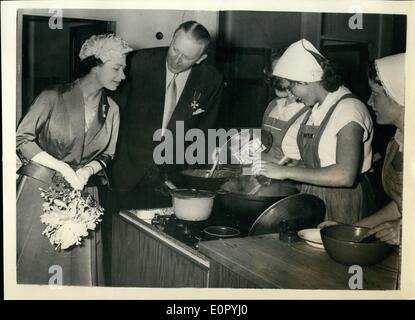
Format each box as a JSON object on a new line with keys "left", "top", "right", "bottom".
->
{"left": 76, "top": 166, "right": 94, "bottom": 187}
{"left": 60, "top": 164, "right": 85, "bottom": 190}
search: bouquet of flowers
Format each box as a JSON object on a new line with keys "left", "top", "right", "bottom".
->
{"left": 39, "top": 180, "right": 104, "bottom": 250}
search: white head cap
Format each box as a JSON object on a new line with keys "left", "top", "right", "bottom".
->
{"left": 375, "top": 53, "right": 405, "bottom": 107}
{"left": 273, "top": 39, "right": 325, "bottom": 82}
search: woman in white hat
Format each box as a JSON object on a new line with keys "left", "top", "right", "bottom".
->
{"left": 16, "top": 34, "right": 132, "bottom": 285}
{"left": 354, "top": 53, "right": 405, "bottom": 246}
{"left": 253, "top": 39, "right": 375, "bottom": 224}
{"left": 261, "top": 50, "right": 308, "bottom": 163}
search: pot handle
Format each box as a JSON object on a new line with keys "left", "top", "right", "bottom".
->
{"left": 164, "top": 180, "right": 177, "bottom": 191}
{"left": 158, "top": 180, "right": 177, "bottom": 196}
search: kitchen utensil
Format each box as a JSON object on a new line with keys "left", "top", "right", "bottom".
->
{"left": 297, "top": 228, "right": 325, "bottom": 249}
{"left": 207, "top": 129, "right": 248, "bottom": 177}
{"left": 248, "top": 193, "right": 326, "bottom": 236}
{"left": 208, "top": 159, "right": 220, "bottom": 178}
{"left": 164, "top": 181, "right": 215, "bottom": 221}
{"left": 354, "top": 231, "right": 378, "bottom": 243}
{"left": 171, "top": 189, "right": 215, "bottom": 221}
{"left": 320, "top": 225, "right": 394, "bottom": 266}
{"left": 204, "top": 226, "right": 240, "bottom": 240}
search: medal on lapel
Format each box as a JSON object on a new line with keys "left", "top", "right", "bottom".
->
{"left": 191, "top": 91, "right": 204, "bottom": 115}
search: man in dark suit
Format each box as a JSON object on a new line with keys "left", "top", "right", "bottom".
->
{"left": 110, "top": 21, "right": 223, "bottom": 210}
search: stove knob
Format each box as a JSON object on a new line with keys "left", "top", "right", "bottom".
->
{"left": 183, "top": 224, "right": 191, "bottom": 235}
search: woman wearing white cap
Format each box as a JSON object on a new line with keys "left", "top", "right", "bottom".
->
{"left": 253, "top": 39, "right": 375, "bottom": 224}
{"left": 261, "top": 50, "right": 308, "bottom": 163}
{"left": 16, "top": 34, "right": 132, "bottom": 285}
{"left": 354, "top": 53, "right": 405, "bottom": 247}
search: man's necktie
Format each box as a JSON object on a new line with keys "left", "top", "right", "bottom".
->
{"left": 162, "top": 73, "right": 178, "bottom": 135}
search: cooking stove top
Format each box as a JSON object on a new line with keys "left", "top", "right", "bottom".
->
{"left": 150, "top": 202, "right": 255, "bottom": 249}
{"left": 151, "top": 214, "right": 210, "bottom": 249}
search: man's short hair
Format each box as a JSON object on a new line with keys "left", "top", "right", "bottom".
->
{"left": 174, "top": 20, "right": 211, "bottom": 53}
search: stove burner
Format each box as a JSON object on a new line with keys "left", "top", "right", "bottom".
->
{"left": 151, "top": 214, "right": 209, "bottom": 249}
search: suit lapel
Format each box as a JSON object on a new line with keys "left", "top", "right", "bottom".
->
{"left": 148, "top": 53, "right": 167, "bottom": 130}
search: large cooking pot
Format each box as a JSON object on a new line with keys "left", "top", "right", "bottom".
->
{"left": 169, "top": 188, "right": 215, "bottom": 221}
{"left": 217, "top": 175, "right": 299, "bottom": 233}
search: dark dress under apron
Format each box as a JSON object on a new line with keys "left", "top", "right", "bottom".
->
{"left": 382, "top": 137, "right": 403, "bottom": 289}
{"left": 297, "top": 93, "right": 375, "bottom": 224}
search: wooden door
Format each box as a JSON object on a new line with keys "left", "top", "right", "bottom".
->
{"left": 20, "top": 16, "right": 115, "bottom": 122}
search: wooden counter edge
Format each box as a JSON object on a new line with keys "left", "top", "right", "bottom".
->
{"left": 118, "top": 210, "right": 210, "bottom": 270}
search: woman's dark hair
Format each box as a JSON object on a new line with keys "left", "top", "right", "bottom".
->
{"left": 301, "top": 43, "right": 344, "bottom": 92}
{"left": 76, "top": 55, "right": 103, "bottom": 78}
{"left": 367, "top": 60, "right": 383, "bottom": 86}
{"left": 320, "top": 60, "right": 344, "bottom": 92}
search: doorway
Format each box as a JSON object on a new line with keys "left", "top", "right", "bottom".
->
{"left": 18, "top": 15, "right": 116, "bottom": 123}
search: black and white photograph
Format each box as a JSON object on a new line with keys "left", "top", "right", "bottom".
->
{"left": 2, "top": 0, "right": 414, "bottom": 300}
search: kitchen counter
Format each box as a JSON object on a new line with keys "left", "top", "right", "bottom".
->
{"left": 111, "top": 211, "right": 210, "bottom": 287}
{"left": 111, "top": 210, "right": 399, "bottom": 289}
{"left": 198, "top": 234, "right": 399, "bottom": 289}
{"left": 119, "top": 210, "right": 208, "bottom": 265}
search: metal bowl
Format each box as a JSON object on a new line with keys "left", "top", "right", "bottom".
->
{"left": 320, "top": 225, "right": 394, "bottom": 266}
{"left": 204, "top": 226, "right": 240, "bottom": 240}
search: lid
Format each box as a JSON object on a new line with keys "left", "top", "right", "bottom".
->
{"left": 181, "top": 168, "right": 236, "bottom": 179}
{"left": 171, "top": 188, "right": 215, "bottom": 199}
{"left": 248, "top": 193, "right": 326, "bottom": 236}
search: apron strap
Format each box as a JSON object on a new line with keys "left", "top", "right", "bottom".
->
{"left": 297, "top": 109, "right": 313, "bottom": 164}
{"left": 277, "top": 105, "right": 309, "bottom": 146}
{"left": 262, "top": 98, "right": 279, "bottom": 122}
{"left": 297, "top": 93, "right": 360, "bottom": 168}
{"left": 263, "top": 102, "right": 308, "bottom": 152}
